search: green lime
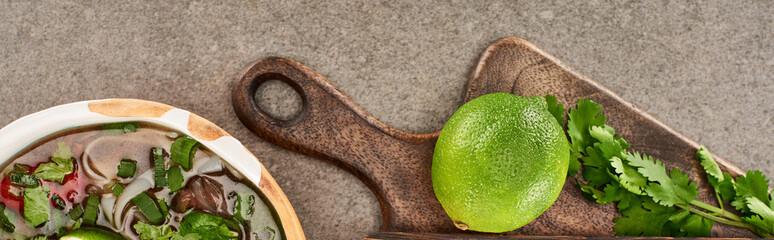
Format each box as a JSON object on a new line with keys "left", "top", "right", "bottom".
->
{"left": 432, "top": 93, "right": 569, "bottom": 233}
{"left": 59, "top": 227, "right": 126, "bottom": 240}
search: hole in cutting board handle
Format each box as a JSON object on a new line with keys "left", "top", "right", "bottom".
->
{"left": 248, "top": 73, "right": 308, "bottom": 126}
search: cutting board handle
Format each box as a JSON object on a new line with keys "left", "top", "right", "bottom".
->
{"left": 231, "top": 57, "right": 457, "bottom": 232}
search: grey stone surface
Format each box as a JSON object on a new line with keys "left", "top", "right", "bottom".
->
{"left": 1, "top": 1, "right": 773, "bottom": 239}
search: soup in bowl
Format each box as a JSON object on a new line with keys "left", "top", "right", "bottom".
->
{"left": 0, "top": 99, "right": 303, "bottom": 240}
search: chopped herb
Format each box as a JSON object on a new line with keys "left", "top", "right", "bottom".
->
{"left": 9, "top": 173, "right": 39, "bottom": 187}
{"left": 52, "top": 141, "right": 73, "bottom": 160}
{"left": 263, "top": 226, "right": 277, "bottom": 240}
{"left": 132, "top": 192, "right": 164, "bottom": 224}
{"left": 179, "top": 211, "right": 238, "bottom": 240}
{"left": 170, "top": 137, "right": 200, "bottom": 170}
{"left": 23, "top": 185, "right": 50, "bottom": 227}
{"left": 33, "top": 142, "right": 75, "bottom": 183}
{"left": 83, "top": 194, "right": 101, "bottom": 225}
{"left": 102, "top": 122, "right": 140, "bottom": 133}
{"left": 72, "top": 219, "right": 82, "bottom": 230}
{"left": 111, "top": 183, "right": 125, "bottom": 196}
{"left": 12, "top": 164, "right": 29, "bottom": 174}
{"left": 117, "top": 160, "right": 137, "bottom": 179}
{"left": 157, "top": 198, "right": 168, "bottom": 219}
{"left": 27, "top": 236, "right": 47, "bottom": 240}
{"left": 152, "top": 148, "right": 167, "bottom": 188}
{"left": 134, "top": 221, "right": 201, "bottom": 240}
{"left": 233, "top": 195, "right": 246, "bottom": 224}
{"left": 51, "top": 194, "right": 66, "bottom": 209}
{"left": 0, "top": 203, "right": 15, "bottom": 233}
{"left": 167, "top": 166, "right": 184, "bottom": 192}
{"left": 69, "top": 205, "right": 83, "bottom": 220}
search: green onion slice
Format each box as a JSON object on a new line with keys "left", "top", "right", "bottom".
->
{"left": 69, "top": 205, "right": 83, "bottom": 220}
{"left": 8, "top": 173, "right": 39, "bottom": 187}
{"left": 132, "top": 192, "right": 164, "bottom": 224}
{"left": 111, "top": 183, "right": 124, "bottom": 196}
{"left": 117, "top": 160, "right": 137, "bottom": 179}
{"left": 157, "top": 198, "right": 168, "bottom": 218}
{"left": 170, "top": 137, "right": 200, "bottom": 170}
{"left": 102, "top": 122, "right": 140, "bottom": 133}
{"left": 151, "top": 148, "right": 167, "bottom": 188}
{"left": 83, "top": 194, "right": 101, "bottom": 225}
{"left": 167, "top": 166, "right": 184, "bottom": 192}
{"left": 51, "top": 194, "right": 66, "bottom": 209}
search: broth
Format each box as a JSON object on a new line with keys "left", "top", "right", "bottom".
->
{"left": 0, "top": 123, "right": 283, "bottom": 240}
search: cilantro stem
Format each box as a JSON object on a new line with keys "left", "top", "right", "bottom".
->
{"left": 690, "top": 200, "right": 742, "bottom": 222}
{"left": 684, "top": 206, "right": 754, "bottom": 231}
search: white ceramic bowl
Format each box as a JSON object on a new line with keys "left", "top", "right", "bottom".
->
{"left": 0, "top": 99, "right": 304, "bottom": 239}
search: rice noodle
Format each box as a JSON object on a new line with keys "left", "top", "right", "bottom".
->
{"left": 100, "top": 193, "right": 117, "bottom": 225}
{"left": 112, "top": 170, "right": 153, "bottom": 228}
{"left": 185, "top": 156, "right": 223, "bottom": 178}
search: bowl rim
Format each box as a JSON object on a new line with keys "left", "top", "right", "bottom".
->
{"left": 0, "top": 98, "right": 304, "bottom": 239}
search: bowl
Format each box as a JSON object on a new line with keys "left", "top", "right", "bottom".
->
{"left": 0, "top": 98, "right": 304, "bottom": 239}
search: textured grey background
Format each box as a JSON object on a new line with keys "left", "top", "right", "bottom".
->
{"left": 1, "top": 1, "right": 773, "bottom": 239}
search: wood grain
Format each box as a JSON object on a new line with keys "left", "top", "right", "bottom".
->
{"left": 232, "top": 37, "right": 754, "bottom": 237}
{"left": 364, "top": 232, "right": 742, "bottom": 240}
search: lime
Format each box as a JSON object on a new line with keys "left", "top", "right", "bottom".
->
{"left": 59, "top": 227, "right": 126, "bottom": 240}
{"left": 432, "top": 93, "right": 569, "bottom": 233}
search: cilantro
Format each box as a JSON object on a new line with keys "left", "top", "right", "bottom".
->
{"left": 610, "top": 157, "right": 646, "bottom": 195}
{"left": 545, "top": 94, "right": 565, "bottom": 126}
{"left": 134, "top": 221, "right": 201, "bottom": 240}
{"left": 52, "top": 142, "right": 72, "bottom": 160}
{"left": 23, "top": 185, "right": 50, "bottom": 227}
{"left": 564, "top": 98, "right": 772, "bottom": 237}
{"left": 735, "top": 170, "right": 771, "bottom": 208}
{"left": 0, "top": 203, "right": 15, "bottom": 233}
{"left": 613, "top": 196, "right": 676, "bottom": 236}
{"left": 179, "top": 211, "right": 239, "bottom": 240}
{"left": 33, "top": 142, "right": 74, "bottom": 183}
{"left": 567, "top": 99, "right": 606, "bottom": 154}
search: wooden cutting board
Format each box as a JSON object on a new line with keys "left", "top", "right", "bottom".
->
{"left": 231, "top": 37, "right": 754, "bottom": 238}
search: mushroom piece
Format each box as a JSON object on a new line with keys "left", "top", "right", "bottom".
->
{"left": 171, "top": 176, "right": 230, "bottom": 217}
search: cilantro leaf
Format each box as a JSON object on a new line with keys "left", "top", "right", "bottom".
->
{"left": 582, "top": 146, "right": 609, "bottom": 169}
{"left": 179, "top": 211, "right": 238, "bottom": 240}
{"left": 33, "top": 142, "right": 75, "bottom": 183}
{"left": 590, "top": 126, "right": 625, "bottom": 160}
{"left": 613, "top": 196, "right": 677, "bottom": 236}
{"left": 744, "top": 215, "right": 774, "bottom": 234}
{"left": 601, "top": 183, "right": 626, "bottom": 204}
{"left": 610, "top": 157, "right": 647, "bottom": 195}
{"left": 134, "top": 221, "right": 201, "bottom": 240}
{"left": 567, "top": 157, "right": 581, "bottom": 178}
{"left": 33, "top": 159, "right": 74, "bottom": 183}
{"left": 545, "top": 94, "right": 565, "bottom": 126}
{"left": 666, "top": 210, "right": 713, "bottom": 237}
{"left": 643, "top": 168, "right": 699, "bottom": 207}
{"left": 696, "top": 146, "right": 724, "bottom": 185}
{"left": 582, "top": 166, "right": 613, "bottom": 187}
{"left": 735, "top": 170, "right": 771, "bottom": 207}
{"left": 52, "top": 142, "right": 72, "bottom": 160}
{"left": 568, "top": 99, "right": 607, "bottom": 154}
{"left": 0, "top": 203, "right": 15, "bottom": 233}
{"left": 579, "top": 182, "right": 608, "bottom": 204}
{"left": 717, "top": 172, "right": 737, "bottom": 203}
{"left": 24, "top": 185, "right": 50, "bottom": 227}
{"left": 625, "top": 152, "right": 671, "bottom": 185}
{"left": 140, "top": 224, "right": 199, "bottom": 240}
